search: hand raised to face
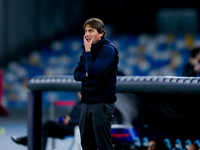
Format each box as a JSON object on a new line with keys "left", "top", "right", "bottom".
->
{"left": 84, "top": 24, "right": 103, "bottom": 52}
{"left": 84, "top": 35, "right": 95, "bottom": 52}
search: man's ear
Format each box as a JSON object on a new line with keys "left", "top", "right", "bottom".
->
{"left": 99, "top": 32, "right": 104, "bottom": 38}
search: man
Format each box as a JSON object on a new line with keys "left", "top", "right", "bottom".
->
{"left": 188, "top": 144, "right": 199, "bottom": 150}
{"left": 0, "top": 69, "right": 8, "bottom": 116}
{"left": 11, "top": 92, "right": 82, "bottom": 150}
{"left": 147, "top": 138, "right": 169, "bottom": 150}
{"left": 182, "top": 47, "right": 200, "bottom": 76}
{"left": 74, "top": 18, "right": 119, "bottom": 150}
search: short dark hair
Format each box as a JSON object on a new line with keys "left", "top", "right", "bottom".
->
{"left": 190, "top": 47, "right": 200, "bottom": 58}
{"left": 83, "top": 18, "right": 106, "bottom": 37}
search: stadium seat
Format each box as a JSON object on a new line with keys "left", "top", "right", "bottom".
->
{"left": 142, "top": 136, "right": 149, "bottom": 147}
{"left": 111, "top": 124, "right": 137, "bottom": 149}
{"left": 171, "top": 138, "right": 183, "bottom": 150}
{"left": 52, "top": 125, "right": 82, "bottom": 150}
{"left": 183, "top": 139, "right": 192, "bottom": 150}
{"left": 194, "top": 139, "right": 200, "bottom": 147}
{"left": 163, "top": 138, "right": 172, "bottom": 150}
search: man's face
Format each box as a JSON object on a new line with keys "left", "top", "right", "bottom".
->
{"left": 188, "top": 144, "right": 197, "bottom": 150}
{"left": 148, "top": 141, "right": 157, "bottom": 150}
{"left": 84, "top": 24, "right": 103, "bottom": 44}
{"left": 196, "top": 53, "right": 200, "bottom": 62}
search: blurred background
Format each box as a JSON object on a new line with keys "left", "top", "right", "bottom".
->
{"left": 1, "top": 0, "right": 200, "bottom": 149}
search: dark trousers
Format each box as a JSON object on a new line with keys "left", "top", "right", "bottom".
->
{"left": 42, "top": 120, "right": 74, "bottom": 150}
{"left": 79, "top": 103, "right": 115, "bottom": 150}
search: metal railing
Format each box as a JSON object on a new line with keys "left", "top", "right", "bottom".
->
{"left": 27, "top": 75, "right": 200, "bottom": 150}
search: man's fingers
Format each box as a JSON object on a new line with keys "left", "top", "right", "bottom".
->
{"left": 83, "top": 35, "right": 87, "bottom": 42}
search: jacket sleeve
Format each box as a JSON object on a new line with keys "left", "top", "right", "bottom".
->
{"left": 74, "top": 53, "right": 87, "bottom": 81}
{"left": 83, "top": 45, "right": 115, "bottom": 76}
{"left": 68, "top": 102, "right": 81, "bottom": 125}
{"left": 182, "top": 62, "right": 196, "bottom": 76}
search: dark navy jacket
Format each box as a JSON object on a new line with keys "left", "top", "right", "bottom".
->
{"left": 73, "top": 38, "right": 119, "bottom": 104}
{"left": 68, "top": 101, "right": 82, "bottom": 126}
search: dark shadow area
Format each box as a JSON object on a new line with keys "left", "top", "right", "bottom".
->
{"left": 125, "top": 92, "right": 200, "bottom": 140}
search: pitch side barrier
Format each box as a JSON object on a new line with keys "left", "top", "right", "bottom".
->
{"left": 27, "top": 75, "right": 200, "bottom": 150}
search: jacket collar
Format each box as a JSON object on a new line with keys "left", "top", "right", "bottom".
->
{"left": 92, "top": 37, "right": 106, "bottom": 49}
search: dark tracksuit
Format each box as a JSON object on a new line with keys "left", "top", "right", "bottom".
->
{"left": 182, "top": 61, "right": 199, "bottom": 76}
{"left": 42, "top": 101, "right": 81, "bottom": 150}
{"left": 17, "top": 101, "right": 81, "bottom": 150}
{"left": 74, "top": 37, "right": 119, "bottom": 150}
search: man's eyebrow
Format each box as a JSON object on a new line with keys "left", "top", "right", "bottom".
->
{"left": 84, "top": 28, "right": 94, "bottom": 31}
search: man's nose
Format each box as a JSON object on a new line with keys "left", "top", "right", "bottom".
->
{"left": 85, "top": 31, "right": 90, "bottom": 36}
